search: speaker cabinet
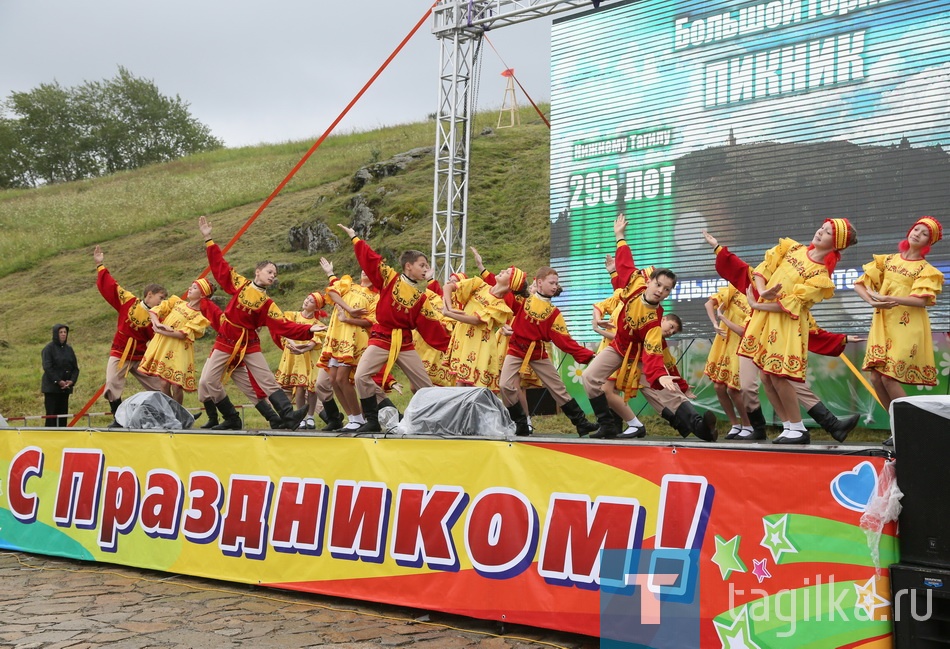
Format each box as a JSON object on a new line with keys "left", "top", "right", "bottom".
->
{"left": 890, "top": 562, "right": 950, "bottom": 648}
{"left": 893, "top": 397, "right": 950, "bottom": 569}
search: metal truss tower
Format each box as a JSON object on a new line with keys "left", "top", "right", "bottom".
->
{"left": 429, "top": 0, "right": 613, "bottom": 281}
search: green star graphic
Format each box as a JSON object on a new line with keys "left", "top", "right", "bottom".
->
{"left": 760, "top": 514, "right": 798, "bottom": 564}
{"left": 713, "top": 606, "right": 763, "bottom": 649}
{"left": 712, "top": 534, "right": 747, "bottom": 580}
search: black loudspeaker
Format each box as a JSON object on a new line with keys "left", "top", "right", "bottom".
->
{"left": 890, "top": 563, "right": 950, "bottom": 648}
{"left": 893, "top": 397, "right": 950, "bottom": 569}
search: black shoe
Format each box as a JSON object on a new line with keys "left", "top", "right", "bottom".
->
{"left": 255, "top": 400, "right": 285, "bottom": 430}
{"left": 506, "top": 403, "right": 531, "bottom": 436}
{"left": 588, "top": 394, "right": 620, "bottom": 439}
{"left": 883, "top": 436, "right": 894, "bottom": 447}
{"left": 354, "top": 396, "right": 381, "bottom": 433}
{"left": 808, "top": 402, "right": 858, "bottom": 443}
{"left": 320, "top": 400, "right": 345, "bottom": 431}
{"left": 211, "top": 396, "right": 243, "bottom": 430}
{"left": 674, "top": 402, "right": 718, "bottom": 441}
{"left": 773, "top": 429, "right": 810, "bottom": 445}
{"left": 200, "top": 399, "right": 219, "bottom": 429}
{"left": 724, "top": 425, "right": 743, "bottom": 440}
{"left": 269, "top": 390, "right": 307, "bottom": 431}
{"left": 561, "top": 398, "right": 598, "bottom": 437}
{"left": 617, "top": 424, "right": 646, "bottom": 439}
{"left": 108, "top": 398, "right": 123, "bottom": 428}
{"left": 736, "top": 428, "right": 768, "bottom": 441}
{"left": 747, "top": 406, "right": 767, "bottom": 440}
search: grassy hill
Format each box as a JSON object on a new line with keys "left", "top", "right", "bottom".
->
{"left": 0, "top": 106, "right": 554, "bottom": 426}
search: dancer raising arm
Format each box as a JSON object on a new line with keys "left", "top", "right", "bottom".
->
{"left": 196, "top": 217, "right": 326, "bottom": 431}
{"left": 734, "top": 218, "right": 857, "bottom": 444}
{"left": 337, "top": 223, "right": 450, "bottom": 433}
{"left": 94, "top": 245, "right": 167, "bottom": 426}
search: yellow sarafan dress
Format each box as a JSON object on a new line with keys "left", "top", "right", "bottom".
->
{"left": 274, "top": 311, "right": 324, "bottom": 391}
{"left": 858, "top": 253, "right": 943, "bottom": 385}
{"left": 413, "top": 288, "right": 454, "bottom": 387}
{"left": 739, "top": 239, "right": 834, "bottom": 381}
{"left": 318, "top": 276, "right": 378, "bottom": 368}
{"left": 704, "top": 285, "right": 752, "bottom": 390}
{"left": 446, "top": 276, "right": 513, "bottom": 390}
{"left": 139, "top": 296, "right": 210, "bottom": 392}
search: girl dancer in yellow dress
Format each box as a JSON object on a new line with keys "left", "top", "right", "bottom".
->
{"left": 735, "top": 218, "right": 857, "bottom": 444}
{"left": 703, "top": 285, "right": 753, "bottom": 439}
{"left": 319, "top": 258, "right": 379, "bottom": 431}
{"left": 274, "top": 292, "right": 327, "bottom": 429}
{"left": 140, "top": 279, "right": 214, "bottom": 404}
{"left": 442, "top": 269, "right": 515, "bottom": 390}
{"left": 854, "top": 216, "right": 944, "bottom": 433}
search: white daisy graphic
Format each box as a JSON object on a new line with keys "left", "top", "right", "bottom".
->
{"left": 566, "top": 363, "right": 584, "bottom": 384}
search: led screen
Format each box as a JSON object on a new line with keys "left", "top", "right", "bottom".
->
{"left": 551, "top": 0, "right": 950, "bottom": 339}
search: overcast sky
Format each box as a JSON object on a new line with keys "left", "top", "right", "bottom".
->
{"left": 0, "top": 0, "right": 555, "bottom": 148}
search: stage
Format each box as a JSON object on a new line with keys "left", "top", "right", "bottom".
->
{"left": 0, "top": 427, "right": 897, "bottom": 647}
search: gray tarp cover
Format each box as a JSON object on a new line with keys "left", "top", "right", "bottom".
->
{"left": 394, "top": 387, "right": 515, "bottom": 437}
{"left": 115, "top": 391, "right": 196, "bottom": 429}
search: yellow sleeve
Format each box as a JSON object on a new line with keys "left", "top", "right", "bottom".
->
{"left": 181, "top": 313, "right": 210, "bottom": 341}
{"left": 753, "top": 238, "right": 797, "bottom": 282}
{"left": 778, "top": 273, "right": 835, "bottom": 318}
{"left": 910, "top": 262, "right": 944, "bottom": 305}
{"left": 454, "top": 276, "right": 484, "bottom": 307}
{"left": 150, "top": 296, "right": 177, "bottom": 321}
{"left": 855, "top": 254, "right": 886, "bottom": 290}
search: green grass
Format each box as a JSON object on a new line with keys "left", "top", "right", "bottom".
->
{"left": 0, "top": 106, "right": 554, "bottom": 424}
{"left": 0, "top": 103, "right": 890, "bottom": 443}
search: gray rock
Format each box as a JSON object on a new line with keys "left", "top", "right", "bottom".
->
{"left": 288, "top": 221, "right": 341, "bottom": 255}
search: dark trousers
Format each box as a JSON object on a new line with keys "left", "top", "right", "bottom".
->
{"left": 44, "top": 392, "right": 70, "bottom": 427}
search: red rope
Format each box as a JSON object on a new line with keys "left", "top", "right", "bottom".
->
{"left": 484, "top": 35, "right": 550, "bottom": 128}
{"left": 69, "top": 2, "right": 438, "bottom": 427}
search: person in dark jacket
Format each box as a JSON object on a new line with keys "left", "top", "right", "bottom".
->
{"left": 41, "top": 324, "right": 80, "bottom": 427}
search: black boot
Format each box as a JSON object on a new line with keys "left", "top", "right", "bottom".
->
{"left": 661, "top": 407, "right": 691, "bottom": 438}
{"left": 269, "top": 390, "right": 308, "bottom": 431}
{"left": 807, "top": 402, "right": 858, "bottom": 443}
{"left": 212, "top": 396, "right": 243, "bottom": 430}
{"left": 320, "top": 399, "right": 344, "bottom": 431}
{"left": 561, "top": 398, "right": 599, "bottom": 437}
{"left": 506, "top": 403, "right": 532, "bottom": 436}
{"left": 255, "top": 400, "right": 285, "bottom": 430}
{"left": 675, "top": 402, "right": 718, "bottom": 441}
{"left": 200, "top": 399, "right": 219, "bottom": 429}
{"left": 354, "top": 396, "right": 381, "bottom": 433}
{"left": 108, "top": 398, "right": 123, "bottom": 428}
{"left": 588, "top": 394, "right": 621, "bottom": 439}
{"left": 745, "top": 406, "right": 768, "bottom": 440}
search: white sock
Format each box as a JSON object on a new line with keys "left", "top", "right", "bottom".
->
{"left": 349, "top": 414, "right": 366, "bottom": 425}
{"left": 727, "top": 424, "right": 742, "bottom": 434}
{"left": 526, "top": 415, "right": 533, "bottom": 426}
{"left": 626, "top": 417, "right": 644, "bottom": 427}
{"left": 342, "top": 421, "right": 362, "bottom": 430}
{"left": 783, "top": 422, "right": 807, "bottom": 439}
{"left": 740, "top": 425, "right": 753, "bottom": 433}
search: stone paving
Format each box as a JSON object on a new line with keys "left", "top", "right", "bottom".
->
{"left": 0, "top": 552, "right": 599, "bottom": 649}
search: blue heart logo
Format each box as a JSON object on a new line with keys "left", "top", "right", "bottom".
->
{"left": 830, "top": 461, "right": 878, "bottom": 512}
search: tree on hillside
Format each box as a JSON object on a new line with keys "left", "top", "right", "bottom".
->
{"left": 0, "top": 67, "right": 223, "bottom": 187}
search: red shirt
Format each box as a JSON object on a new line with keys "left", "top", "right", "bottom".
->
{"left": 96, "top": 265, "right": 154, "bottom": 362}
{"left": 353, "top": 238, "right": 450, "bottom": 353}
{"left": 609, "top": 242, "right": 667, "bottom": 389}
{"left": 504, "top": 293, "right": 594, "bottom": 364}
{"left": 205, "top": 241, "right": 314, "bottom": 354}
